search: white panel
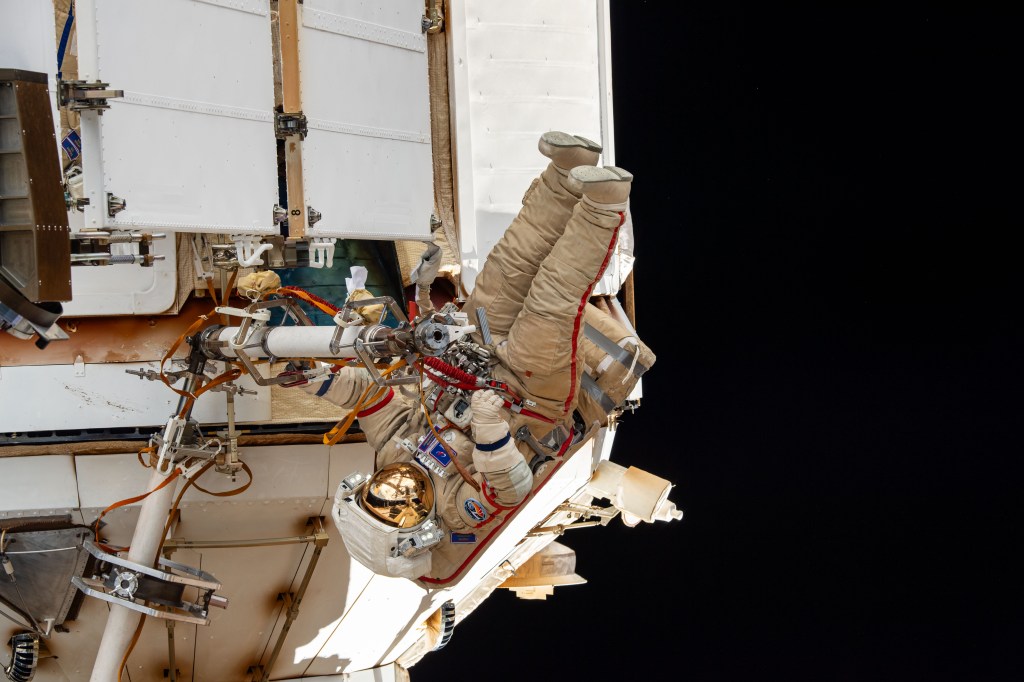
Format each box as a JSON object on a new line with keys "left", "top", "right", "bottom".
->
{"left": 0, "top": 455, "right": 80, "bottom": 513}
{"left": 302, "top": 570, "right": 428, "bottom": 676}
{"left": 0, "top": 1, "right": 58, "bottom": 75}
{"left": 300, "top": 0, "right": 433, "bottom": 240}
{"left": 181, "top": 445, "right": 330, "bottom": 502}
{"left": 76, "top": 0, "right": 278, "bottom": 234}
{"left": 73, "top": 452, "right": 157, "bottom": 509}
{"left": 326, "top": 441, "right": 375, "bottom": 495}
{"left": 450, "top": 0, "right": 608, "bottom": 291}
{"left": 0, "top": 361, "right": 270, "bottom": 432}
{"left": 0, "top": 0, "right": 68, "bottom": 214}
{"left": 188, "top": 540, "right": 312, "bottom": 680}
{"left": 74, "top": 445, "right": 328, "bottom": 509}
{"left": 62, "top": 236, "right": 177, "bottom": 315}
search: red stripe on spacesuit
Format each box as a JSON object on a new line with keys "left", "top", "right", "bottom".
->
{"left": 418, "top": 449, "right": 572, "bottom": 585}
{"left": 562, "top": 210, "right": 625, "bottom": 414}
{"left": 469, "top": 484, "right": 518, "bottom": 530}
{"left": 356, "top": 387, "right": 394, "bottom": 417}
{"left": 480, "top": 481, "right": 517, "bottom": 512}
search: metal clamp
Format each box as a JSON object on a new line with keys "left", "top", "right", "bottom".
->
{"left": 307, "top": 206, "right": 322, "bottom": 229}
{"left": 58, "top": 79, "right": 123, "bottom": 112}
{"left": 272, "top": 204, "right": 289, "bottom": 225}
{"left": 106, "top": 193, "right": 127, "bottom": 217}
{"left": 216, "top": 306, "right": 272, "bottom": 349}
{"left": 71, "top": 539, "right": 226, "bottom": 626}
{"left": 154, "top": 416, "right": 187, "bottom": 474}
{"left": 217, "top": 298, "right": 319, "bottom": 387}
{"left": 190, "top": 235, "right": 216, "bottom": 282}
{"left": 275, "top": 111, "right": 308, "bottom": 139}
{"left": 422, "top": 0, "right": 444, "bottom": 34}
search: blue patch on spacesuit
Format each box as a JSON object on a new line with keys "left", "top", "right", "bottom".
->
{"left": 417, "top": 431, "right": 452, "bottom": 467}
{"left": 450, "top": 532, "right": 477, "bottom": 544}
{"left": 464, "top": 498, "right": 488, "bottom": 522}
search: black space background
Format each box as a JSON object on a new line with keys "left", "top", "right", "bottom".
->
{"left": 415, "top": 5, "right": 1019, "bottom": 681}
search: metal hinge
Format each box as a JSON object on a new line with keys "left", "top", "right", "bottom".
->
{"left": 307, "top": 205, "right": 321, "bottom": 227}
{"left": 422, "top": 0, "right": 444, "bottom": 33}
{"left": 58, "top": 79, "right": 123, "bottom": 113}
{"left": 107, "top": 192, "right": 127, "bottom": 217}
{"left": 272, "top": 204, "right": 288, "bottom": 224}
{"left": 275, "top": 111, "right": 308, "bottom": 139}
{"left": 70, "top": 230, "right": 167, "bottom": 267}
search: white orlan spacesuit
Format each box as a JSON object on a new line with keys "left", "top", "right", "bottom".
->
{"left": 294, "top": 131, "right": 656, "bottom": 580}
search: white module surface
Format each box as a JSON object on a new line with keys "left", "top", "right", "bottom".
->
{"left": 0, "top": 360, "right": 269, "bottom": 432}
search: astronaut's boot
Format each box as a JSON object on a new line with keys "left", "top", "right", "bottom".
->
{"left": 567, "top": 165, "right": 633, "bottom": 209}
{"left": 538, "top": 131, "right": 602, "bottom": 174}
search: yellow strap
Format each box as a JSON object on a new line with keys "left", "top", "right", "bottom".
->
{"left": 274, "top": 286, "right": 339, "bottom": 317}
{"left": 323, "top": 384, "right": 388, "bottom": 445}
{"left": 321, "top": 358, "right": 409, "bottom": 445}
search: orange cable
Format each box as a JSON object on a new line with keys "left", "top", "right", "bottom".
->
{"left": 93, "top": 469, "right": 181, "bottom": 553}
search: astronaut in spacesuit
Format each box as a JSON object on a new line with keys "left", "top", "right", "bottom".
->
{"left": 291, "top": 131, "right": 654, "bottom": 580}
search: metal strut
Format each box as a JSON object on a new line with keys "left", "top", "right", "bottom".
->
{"left": 256, "top": 519, "right": 329, "bottom": 681}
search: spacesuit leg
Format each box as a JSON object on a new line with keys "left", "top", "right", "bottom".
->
{"left": 498, "top": 166, "right": 634, "bottom": 419}
{"left": 465, "top": 132, "right": 601, "bottom": 339}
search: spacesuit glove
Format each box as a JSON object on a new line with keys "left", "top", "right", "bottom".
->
{"left": 292, "top": 358, "right": 360, "bottom": 401}
{"left": 471, "top": 390, "right": 531, "bottom": 505}
{"left": 280, "top": 359, "right": 318, "bottom": 387}
{"left": 470, "top": 389, "right": 509, "bottom": 444}
{"left": 410, "top": 242, "right": 442, "bottom": 285}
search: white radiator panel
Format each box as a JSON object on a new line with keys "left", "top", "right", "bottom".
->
{"left": 449, "top": 0, "right": 615, "bottom": 292}
{"left": 0, "top": 1, "right": 59, "bottom": 77}
{"left": 74, "top": 0, "right": 279, "bottom": 234}
{"left": 300, "top": 0, "right": 433, "bottom": 240}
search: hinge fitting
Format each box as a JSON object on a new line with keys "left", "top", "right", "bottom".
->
{"left": 107, "top": 193, "right": 127, "bottom": 217}
{"left": 307, "top": 206, "right": 322, "bottom": 228}
{"left": 422, "top": 0, "right": 444, "bottom": 34}
{"left": 273, "top": 205, "right": 288, "bottom": 225}
{"left": 276, "top": 111, "right": 308, "bottom": 140}
{"left": 58, "top": 79, "right": 123, "bottom": 113}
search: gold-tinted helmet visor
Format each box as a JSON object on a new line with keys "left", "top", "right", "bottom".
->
{"left": 361, "top": 462, "right": 435, "bottom": 528}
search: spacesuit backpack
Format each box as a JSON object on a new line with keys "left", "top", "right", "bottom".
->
{"left": 575, "top": 302, "right": 657, "bottom": 428}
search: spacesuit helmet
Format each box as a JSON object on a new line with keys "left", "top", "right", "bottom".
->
{"left": 361, "top": 462, "right": 435, "bottom": 528}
